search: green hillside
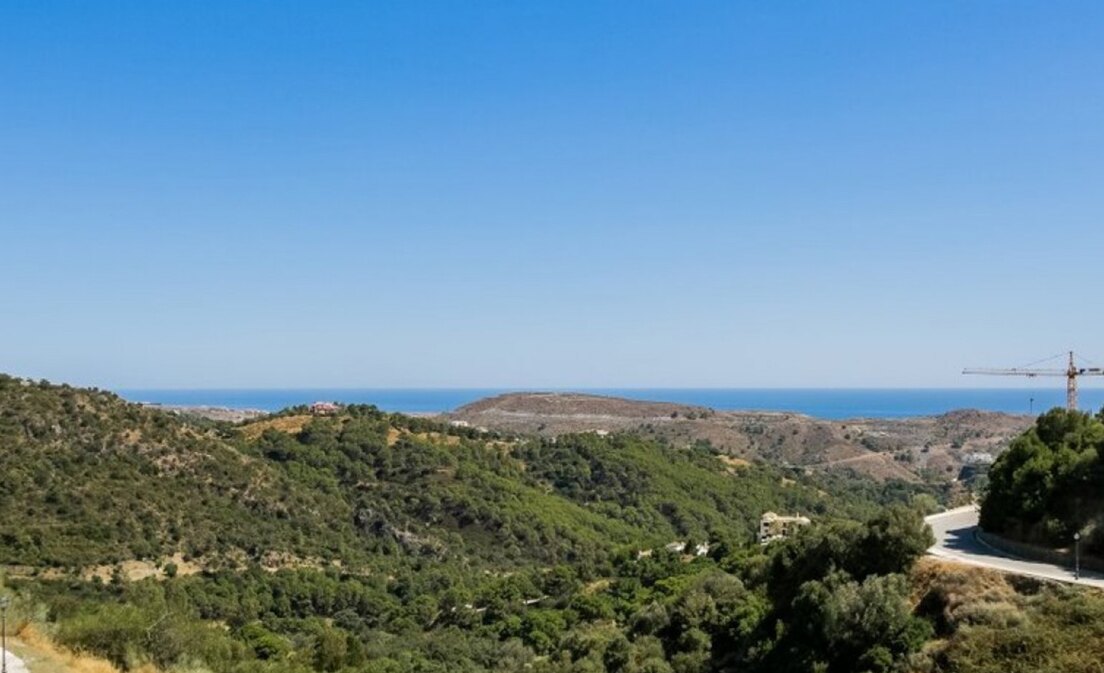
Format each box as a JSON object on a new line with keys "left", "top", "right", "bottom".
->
{"left": 980, "top": 407, "right": 1104, "bottom": 555}
{"left": 0, "top": 376, "right": 361, "bottom": 567}
{"left": 0, "top": 375, "right": 909, "bottom": 572}
{"left": 4, "top": 376, "right": 1101, "bottom": 673}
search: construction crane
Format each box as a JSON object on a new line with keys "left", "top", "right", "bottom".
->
{"left": 963, "top": 351, "right": 1104, "bottom": 411}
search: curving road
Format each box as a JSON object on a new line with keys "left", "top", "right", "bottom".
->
{"left": 925, "top": 506, "right": 1104, "bottom": 589}
{"left": 1, "top": 648, "right": 29, "bottom": 673}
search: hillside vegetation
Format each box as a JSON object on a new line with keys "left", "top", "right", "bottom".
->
{"left": 449, "top": 393, "right": 1031, "bottom": 484}
{"left": 2, "top": 376, "right": 1102, "bottom": 673}
{"left": 0, "top": 375, "right": 913, "bottom": 573}
{"left": 980, "top": 407, "right": 1104, "bottom": 556}
{"left": 0, "top": 376, "right": 363, "bottom": 568}
{"left": 910, "top": 558, "right": 1104, "bottom": 672}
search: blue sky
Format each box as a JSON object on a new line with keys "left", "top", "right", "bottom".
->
{"left": 3, "top": 2, "right": 1103, "bottom": 388}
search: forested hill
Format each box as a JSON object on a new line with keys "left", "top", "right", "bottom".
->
{"left": 0, "top": 374, "right": 919, "bottom": 572}
{"left": 0, "top": 375, "right": 360, "bottom": 568}
{"left": 5, "top": 375, "right": 1104, "bottom": 673}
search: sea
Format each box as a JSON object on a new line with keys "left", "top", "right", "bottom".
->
{"left": 116, "top": 388, "right": 1104, "bottom": 420}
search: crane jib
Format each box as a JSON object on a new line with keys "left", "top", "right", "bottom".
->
{"left": 962, "top": 351, "right": 1100, "bottom": 411}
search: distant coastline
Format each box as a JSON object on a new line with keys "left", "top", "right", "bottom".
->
{"left": 119, "top": 387, "right": 1104, "bottom": 420}
{"left": 142, "top": 403, "right": 268, "bottom": 423}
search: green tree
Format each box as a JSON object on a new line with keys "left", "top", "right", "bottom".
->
{"left": 790, "top": 572, "right": 931, "bottom": 673}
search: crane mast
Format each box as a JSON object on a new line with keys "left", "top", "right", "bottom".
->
{"left": 963, "top": 351, "right": 1104, "bottom": 411}
{"left": 1067, "top": 352, "right": 1078, "bottom": 410}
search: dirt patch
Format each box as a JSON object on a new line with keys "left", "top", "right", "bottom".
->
{"left": 258, "top": 551, "right": 340, "bottom": 572}
{"left": 718, "top": 455, "right": 750, "bottom": 470}
{"left": 583, "top": 579, "right": 613, "bottom": 595}
{"left": 239, "top": 414, "right": 314, "bottom": 441}
{"left": 13, "top": 625, "right": 121, "bottom": 673}
{"left": 118, "top": 429, "right": 142, "bottom": 446}
{"left": 446, "top": 392, "right": 1032, "bottom": 483}
{"left": 455, "top": 392, "right": 713, "bottom": 419}
{"left": 413, "top": 431, "right": 461, "bottom": 446}
{"left": 77, "top": 553, "right": 203, "bottom": 583}
{"left": 387, "top": 429, "right": 464, "bottom": 448}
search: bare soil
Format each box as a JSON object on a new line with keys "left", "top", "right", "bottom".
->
{"left": 445, "top": 393, "right": 1032, "bottom": 482}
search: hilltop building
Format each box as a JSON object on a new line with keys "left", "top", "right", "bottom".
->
{"left": 758, "top": 512, "right": 811, "bottom": 544}
{"left": 310, "top": 401, "right": 341, "bottom": 415}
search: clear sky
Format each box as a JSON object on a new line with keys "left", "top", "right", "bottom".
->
{"left": 3, "top": 2, "right": 1104, "bottom": 388}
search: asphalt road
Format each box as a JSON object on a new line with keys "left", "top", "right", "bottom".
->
{"left": 926, "top": 506, "right": 1104, "bottom": 589}
{"left": 1, "top": 648, "right": 29, "bottom": 673}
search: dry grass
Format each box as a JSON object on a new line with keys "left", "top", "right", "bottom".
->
{"left": 118, "top": 429, "right": 143, "bottom": 446}
{"left": 10, "top": 554, "right": 203, "bottom": 584}
{"left": 79, "top": 553, "right": 203, "bottom": 583}
{"left": 911, "top": 557, "right": 1015, "bottom": 603}
{"left": 387, "top": 429, "right": 463, "bottom": 447}
{"left": 910, "top": 557, "right": 1026, "bottom": 630}
{"left": 238, "top": 415, "right": 313, "bottom": 441}
{"left": 12, "top": 625, "right": 121, "bottom": 673}
{"left": 718, "top": 455, "right": 750, "bottom": 470}
{"left": 412, "top": 431, "right": 461, "bottom": 446}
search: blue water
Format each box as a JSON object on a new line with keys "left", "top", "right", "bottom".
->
{"left": 117, "top": 387, "right": 1104, "bottom": 419}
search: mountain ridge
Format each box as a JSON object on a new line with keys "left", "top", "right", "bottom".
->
{"left": 447, "top": 392, "right": 1032, "bottom": 483}
{"left": 0, "top": 374, "right": 909, "bottom": 575}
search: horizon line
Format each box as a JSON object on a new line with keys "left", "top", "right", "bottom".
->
{"left": 115, "top": 385, "right": 1104, "bottom": 392}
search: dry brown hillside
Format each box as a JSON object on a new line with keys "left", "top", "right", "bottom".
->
{"left": 447, "top": 393, "right": 1032, "bottom": 482}
{"left": 457, "top": 392, "right": 714, "bottom": 419}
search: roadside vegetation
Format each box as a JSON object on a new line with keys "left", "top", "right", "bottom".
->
{"left": 980, "top": 407, "right": 1104, "bottom": 556}
{"left": 911, "top": 558, "right": 1104, "bottom": 672}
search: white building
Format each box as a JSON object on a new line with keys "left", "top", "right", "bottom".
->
{"left": 758, "top": 512, "right": 811, "bottom": 544}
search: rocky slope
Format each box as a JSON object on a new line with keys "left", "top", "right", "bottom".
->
{"left": 447, "top": 393, "right": 1033, "bottom": 482}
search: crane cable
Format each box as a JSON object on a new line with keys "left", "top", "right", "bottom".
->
{"left": 1074, "top": 352, "right": 1102, "bottom": 368}
{"left": 1015, "top": 352, "right": 1068, "bottom": 369}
